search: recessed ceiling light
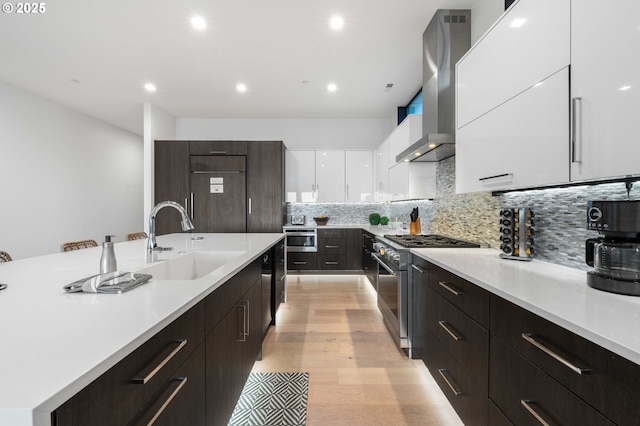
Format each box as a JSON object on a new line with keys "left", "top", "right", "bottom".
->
{"left": 236, "top": 83, "right": 247, "bottom": 92}
{"left": 144, "top": 83, "right": 157, "bottom": 92}
{"left": 330, "top": 16, "right": 344, "bottom": 30}
{"left": 414, "top": 152, "right": 421, "bottom": 156}
{"left": 428, "top": 143, "right": 436, "bottom": 149}
{"left": 327, "top": 83, "right": 337, "bottom": 92}
{"left": 191, "top": 16, "right": 206, "bottom": 30}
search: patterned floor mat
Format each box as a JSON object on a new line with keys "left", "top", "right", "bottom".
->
{"left": 228, "top": 372, "right": 309, "bottom": 426}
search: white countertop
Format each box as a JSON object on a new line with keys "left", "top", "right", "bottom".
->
{"left": 411, "top": 248, "right": 640, "bottom": 366}
{"left": 0, "top": 233, "right": 284, "bottom": 426}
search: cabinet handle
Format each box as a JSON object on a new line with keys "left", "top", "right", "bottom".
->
{"left": 325, "top": 245, "right": 339, "bottom": 249}
{"left": 438, "top": 321, "right": 464, "bottom": 341}
{"left": 438, "top": 369, "right": 463, "bottom": 396}
{"left": 438, "top": 281, "right": 464, "bottom": 296}
{"left": 521, "top": 333, "right": 591, "bottom": 375}
{"left": 346, "top": 184, "right": 349, "bottom": 200}
{"left": 132, "top": 339, "right": 188, "bottom": 384}
{"left": 411, "top": 264, "right": 425, "bottom": 274}
{"left": 144, "top": 377, "right": 188, "bottom": 426}
{"left": 571, "top": 97, "right": 583, "bottom": 163}
{"left": 478, "top": 173, "right": 513, "bottom": 182}
{"left": 209, "top": 150, "right": 227, "bottom": 154}
{"left": 248, "top": 197, "right": 252, "bottom": 215}
{"left": 293, "top": 261, "right": 307, "bottom": 265}
{"left": 520, "top": 399, "right": 551, "bottom": 426}
{"left": 190, "top": 193, "right": 194, "bottom": 220}
{"left": 245, "top": 300, "right": 250, "bottom": 338}
{"left": 325, "top": 261, "right": 339, "bottom": 265}
{"left": 237, "top": 302, "right": 249, "bottom": 341}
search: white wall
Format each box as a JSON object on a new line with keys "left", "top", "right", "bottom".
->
{"left": 0, "top": 81, "right": 143, "bottom": 259}
{"left": 176, "top": 118, "right": 390, "bottom": 150}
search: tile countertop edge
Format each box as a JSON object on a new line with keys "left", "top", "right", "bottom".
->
{"left": 410, "top": 247, "right": 640, "bottom": 367}
{"left": 0, "top": 233, "right": 285, "bottom": 426}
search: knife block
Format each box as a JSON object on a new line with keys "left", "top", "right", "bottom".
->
{"left": 410, "top": 219, "right": 421, "bottom": 235}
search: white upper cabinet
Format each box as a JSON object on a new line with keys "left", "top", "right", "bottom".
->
{"left": 389, "top": 162, "right": 437, "bottom": 201}
{"left": 376, "top": 137, "right": 390, "bottom": 201}
{"left": 285, "top": 149, "right": 375, "bottom": 203}
{"left": 389, "top": 114, "right": 422, "bottom": 165}
{"left": 345, "top": 150, "right": 374, "bottom": 202}
{"left": 456, "top": 0, "right": 570, "bottom": 129}
{"left": 570, "top": 0, "right": 640, "bottom": 181}
{"left": 315, "top": 150, "right": 346, "bottom": 202}
{"left": 285, "top": 150, "right": 315, "bottom": 202}
{"left": 456, "top": 67, "right": 570, "bottom": 193}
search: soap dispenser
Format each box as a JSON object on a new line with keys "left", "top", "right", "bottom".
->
{"left": 100, "top": 235, "right": 117, "bottom": 274}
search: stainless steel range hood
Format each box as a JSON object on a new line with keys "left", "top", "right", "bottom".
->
{"left": 396, "top": 9, "right": 470, "bottom": 163}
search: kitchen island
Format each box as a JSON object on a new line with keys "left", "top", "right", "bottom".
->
{"left": 0, "top": 233, "right": 284, "bottom": 426}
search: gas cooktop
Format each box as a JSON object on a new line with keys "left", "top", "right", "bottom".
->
{"left": 383, "top": 234, "right": 480, "bottom": 248}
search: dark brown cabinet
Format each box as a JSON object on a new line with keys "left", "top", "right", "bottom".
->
{"left": 287, "top": 252, "right": 317, "bottom": 270}
{"left": 154, "top": 140, "right": 190, "bottom": 235}
{"left": 272, "top": 240, "right": 286, "bottom": 324}
{"left": 409, "top": 255, "right": 429, "bottom": 361}
{"left": 362, "top": 231, "right": 376, "bottom": 286}
{"left": 154, "top": 140, "right": 285, "bottom": 235}
{"left": 289, "top": 228, "right": 363, "bottom": 272}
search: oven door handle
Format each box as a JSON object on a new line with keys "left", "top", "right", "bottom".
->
{"left": 372, "top": 253, "right": 397, "bottom": 276}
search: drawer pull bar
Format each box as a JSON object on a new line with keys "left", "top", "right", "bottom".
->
{"left": 293, "top": 261, "right": 307, "bottom": 265}
{"left": 325, "top": 261, "right": 339, "bottom": 265}
{"left": 325, "top": 245, "right": 339, "bottom": 248}
{"left": 132, "top": 339, "right": 188, "bottom": 384}
{"left": 438, "top": 369, "right": 463, "bottom": 396}
{"left": 147, "top": 377, "right": 189, "bottom": 426}
{"left": 411, "top": 264, "right": 425, "bottom": 274}
{"left": 438, "top": 321, "right": 464, "bottom": 341}
{"left": 520, "top": 399, "right": 551, "bottom": 426}
{"left": 522, "top": 333, "right": 591, "bottom": 375}
{"left": 438, "top": 281, "right": 464, "bottom": 296}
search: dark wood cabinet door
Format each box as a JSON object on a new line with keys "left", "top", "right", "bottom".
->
{"left": 409, "top": 255, "right": 429, "bottom": 361}
{"left": 287, "top": 252, "right": 317, "bottom": 270}
{"left": 247, "top": 141, "right": 285, "bottom": 232}
{"left": 189, "top": 140, "right": 248, "bottom": 156}
{"left": 129, "top": 343, "right": 206, "bottom": 426}
{"left": 190, "top": 155, "right": 247, "bottom": 232}
{"left": 243, "top": 279, "right": 263, "bottom": 382}
{"left": 345, "top": 228, "right": 363, "bottom": 270}
{"left": 272, "top": 240, "right": 285, "bottom": 324}
{"left": 205, "top": 305, "right": 244, "bottom": 426}
{"left": 154, "top": 141, "right": 190, "bottom": 235}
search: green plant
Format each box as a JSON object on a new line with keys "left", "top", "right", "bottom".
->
{"left": 380, "top": 216, "right": 389, "bottom": 226}
{"left": 368, "top": 213, "right": 381, "bottom": 225}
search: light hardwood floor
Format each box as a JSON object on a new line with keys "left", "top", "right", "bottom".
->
{"left": 252, "top": 274, "right": 464, "bottom": 426}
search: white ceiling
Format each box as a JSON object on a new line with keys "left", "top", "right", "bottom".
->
{"left": 0, "top": 0, "right": 475, "bottom": 135}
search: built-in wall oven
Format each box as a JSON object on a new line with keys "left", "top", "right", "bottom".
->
{"left": 284, "top": 228, "right": 318, "bottom": 252}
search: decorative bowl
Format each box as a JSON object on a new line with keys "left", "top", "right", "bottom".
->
{"left": 313, "top": 216, "right": 330, "bottom": 226}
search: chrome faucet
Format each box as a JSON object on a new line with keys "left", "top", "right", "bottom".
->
{"left": 147, "top": 201, "right": 195, "bottom": 261}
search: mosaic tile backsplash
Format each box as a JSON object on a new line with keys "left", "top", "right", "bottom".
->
{"left": 287, "top": 156, "right": 639, "bottom": 271}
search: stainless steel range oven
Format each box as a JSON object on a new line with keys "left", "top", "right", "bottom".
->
{"left": 373, "top": 234, "right": 480, "bottom": 353}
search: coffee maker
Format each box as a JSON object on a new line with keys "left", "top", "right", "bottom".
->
{"left": 586, "top": 200, "right": 640, "bottom": 295}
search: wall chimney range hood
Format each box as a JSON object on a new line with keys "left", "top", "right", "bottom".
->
{"left": 396, "top": 9, "right": 471, "bottom": 163}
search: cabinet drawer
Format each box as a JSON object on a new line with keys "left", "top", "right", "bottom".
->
{"left": 129, "top": 343, "right": 206, "bottom": 426}
{"left": 318, "top": 228, "right": 346, "bottom": 239}
{"left": 429, "top": 264, "right": 489, "bottom": 327}
{"left": 428, "top": 289, "right": 488, "bottom": 390}
{"left": 189, "top": 140, "right": 248, "bottom": 155}
{"left": 318, "top": 238, "right": 346, "bottom": 254}
{"left": 491, "top": 295, "right": 640, "bottom": 425}
{"left": 54, "top": 302, "right": 205, "bottom": 426}
{"left": 428, "top": 332, "right": 487, "bottom": 426}
{"left": 490, "top": 336, "right": 615, "bottom": 426}
{"left": 287, "top": 252, "right": 317, "bottom": 270}
{"left": 317, "top": 255, "right": 345, "bottom": 270}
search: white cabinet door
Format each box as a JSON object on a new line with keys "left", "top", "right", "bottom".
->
{"left": 570, "top": 0, "right": 640, "bottom": 181}
{"left": 315, "top": 150, "right": 345, "bottom": 202}
{"left": 389, "top": 162, "right": 437, "bottom": 200}
{"left": 389, "top": 114, "right": 422, "bottom": 165}
{"left": 285, "top": 150, "right": 316, "bottom": 202}
{"left": 456, "top": 0, "right": 570, "bottom": 129}
{"left": 456, "top": 67, "right": 570, "bottom": 193}
{"left": 376, "top": 137, "right": 390, "bottom": 201}
{"left": 345, "top": 151, "right": 374, "bottom": 202}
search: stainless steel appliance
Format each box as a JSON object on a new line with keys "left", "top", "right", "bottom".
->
{"left": 499, "top": 207, "right": 535, "bottom": 260}
{"left": 290, "top": 215, "right": 306, "bottom": 225}
{"left": 284, "top": 228, "right": 317, "bottom": 252}
{"left": 586, "top": 200, "right": 640, "bottom": 295}
{"left": 373, "top": 234, "right": 480, "bottom": 352}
